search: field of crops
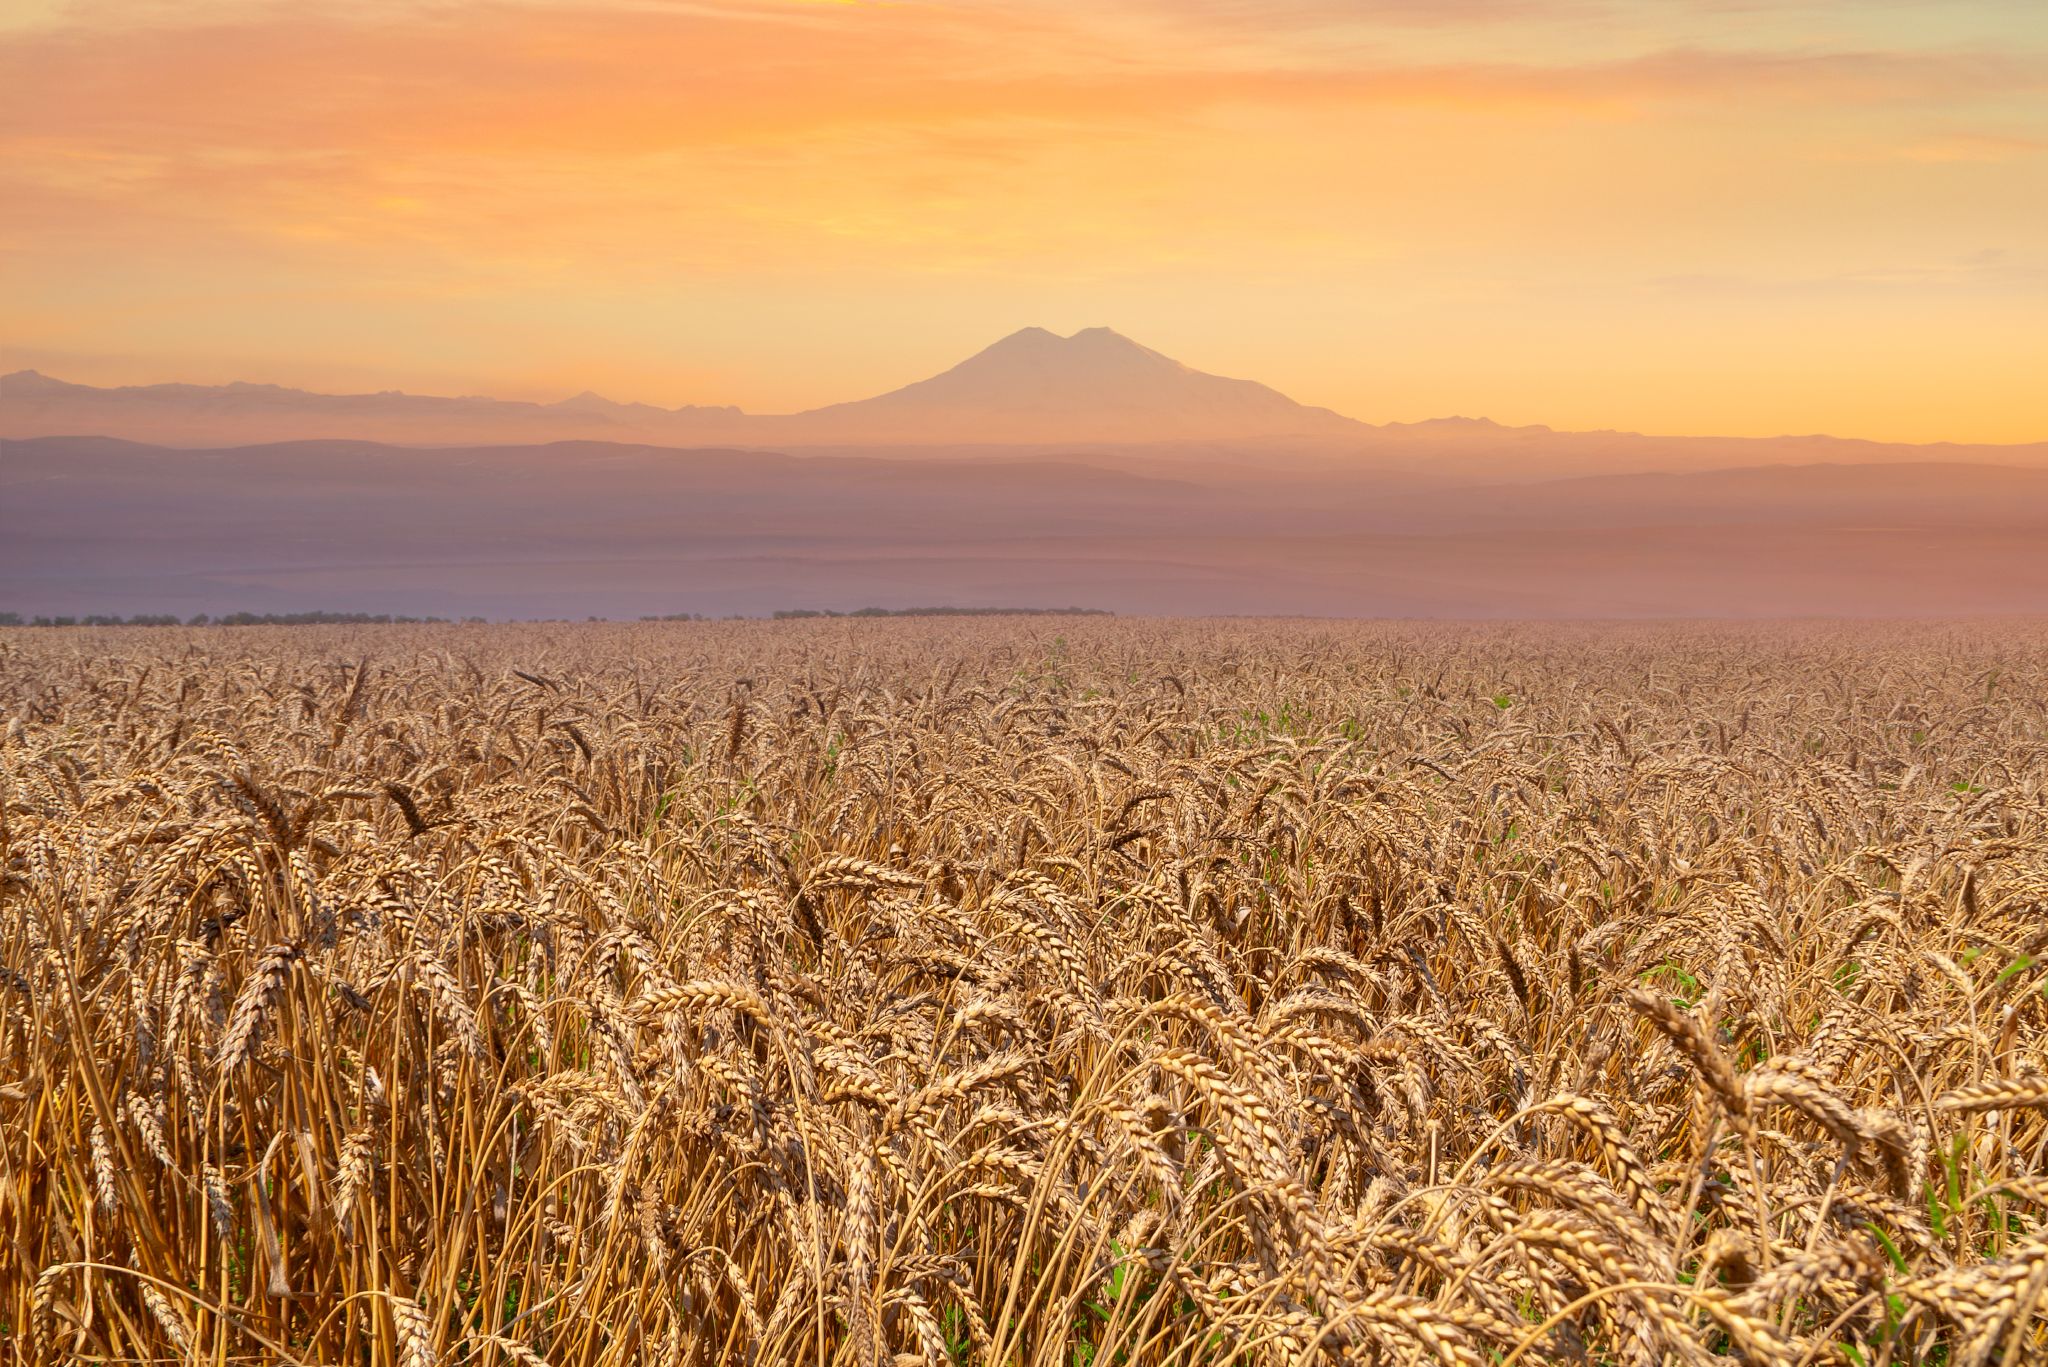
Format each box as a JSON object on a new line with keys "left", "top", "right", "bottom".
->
{"left": 4, "top": 619, "right": 2046, "bottom": 1366}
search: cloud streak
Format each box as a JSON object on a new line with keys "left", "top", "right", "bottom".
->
{"left": 3, "top": 0, "right": 2045, "bottom": 440}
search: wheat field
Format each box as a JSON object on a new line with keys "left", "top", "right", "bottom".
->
{"left": 3, "top": 618, "right": 2045, "bottom": 1366}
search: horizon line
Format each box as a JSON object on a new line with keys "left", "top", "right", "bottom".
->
{"left": 6, "top": 332, "right": 2047, "bottom": 449}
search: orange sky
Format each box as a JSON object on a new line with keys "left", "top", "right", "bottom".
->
{"left": 3, "top": 0, "right": 2045, "bottom": 442}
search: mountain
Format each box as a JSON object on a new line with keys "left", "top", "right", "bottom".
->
{"left": 0, "top": 328, "right": 1360, "bottom": 449}
{"left": 6, "top": 331, "right": 2045, "bottom": 474}
{"left": 774, "top": 326, "right": 1361, "bottom": 443}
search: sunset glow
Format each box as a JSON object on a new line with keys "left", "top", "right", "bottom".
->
{"left": 4, "top": 0, "right": 2045, "bottom": 440}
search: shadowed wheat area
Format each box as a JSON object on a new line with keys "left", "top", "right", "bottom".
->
{"left": 4, "top": 619, "right": 2047, "bottom": 1366}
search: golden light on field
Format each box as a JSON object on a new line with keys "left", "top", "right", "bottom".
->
{"left": 4, "top": 618, "right": 2046, "bottom": 1363}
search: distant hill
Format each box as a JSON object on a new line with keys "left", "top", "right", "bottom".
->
{"left": 7, "top": 330, "right": 2041, "bottom": 474}
{"left": 774, "top": 326, "right": 1362, "bottom": 443}
{"left": 0, "top": 328, "right": 1360, "bottom": 448}
{"left": 1437, "top": 461, "right": 2048, "bottom": 526}
{"left": 0, "top": 369, "right": 746, "bottom": 449}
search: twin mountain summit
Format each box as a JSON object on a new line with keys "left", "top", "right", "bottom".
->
{"left": 8, "top": 327, "right": 2048, "bottom": 619}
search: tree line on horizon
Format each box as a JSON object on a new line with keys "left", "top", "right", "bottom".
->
{"left": 2, "top": 606, "right": 1115, "bottom": 627}
{"left": 0, "top": 611, "right": 462, "bottom": 627}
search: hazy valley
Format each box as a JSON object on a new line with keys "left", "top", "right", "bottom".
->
{"left": 7, "top": 326, "right": 2048, "bottom": 619}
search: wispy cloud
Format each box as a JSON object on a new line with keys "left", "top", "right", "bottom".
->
{"left": 1656, "top": 250, "right": 2048, "bottom": 297}
{"left": 1895, "top": 130, "right": 2047, "bottom": 161}
{"left": 2, "top": 0, "right": 2045, "bottom": 439}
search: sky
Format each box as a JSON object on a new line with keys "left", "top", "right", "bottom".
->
{"left": 2, "top": 0, "right": 2045, "bottom": 442}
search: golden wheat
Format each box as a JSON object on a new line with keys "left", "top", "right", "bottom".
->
{"left": 2, "top": 617, "right": 2046, "bottom": 1365}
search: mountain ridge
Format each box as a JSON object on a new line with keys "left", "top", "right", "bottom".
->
{"left": 5, "top": 326, "right": 2046, "bottom": 470}
{"left": 785, "top": 326, "right": 1363, "bottom": 442}
{"left": 0, "top": 327, "right": 1364, "bottom": 447}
